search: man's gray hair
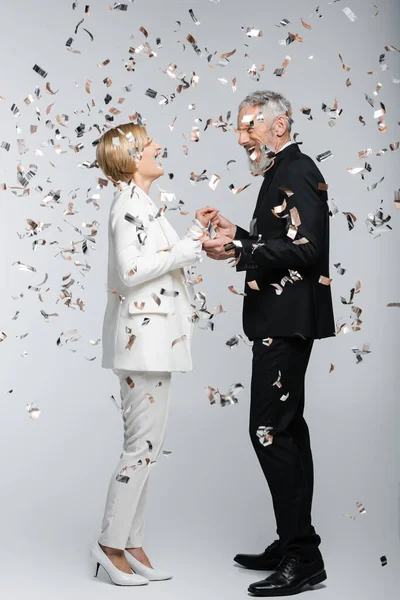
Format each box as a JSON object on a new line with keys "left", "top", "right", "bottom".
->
{"left": 238, "top": 90, "right": 294, "bottom": 133}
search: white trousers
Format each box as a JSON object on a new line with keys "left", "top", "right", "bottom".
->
{"left": 98, "top": 370, "right": 172, "bottom": 550}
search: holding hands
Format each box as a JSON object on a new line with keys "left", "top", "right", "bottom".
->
{"left": 195, "top": 206, "right": 237, "bottom": 260}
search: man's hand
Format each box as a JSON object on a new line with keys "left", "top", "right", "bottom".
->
{"left": 202, "top": 235, "right": 236, "bottom": 260}
{"left": 195, "top": 206, "right": 219, "bottom": 228}
{"left": 210, "top": 213, "right": 237, "bottom": 239}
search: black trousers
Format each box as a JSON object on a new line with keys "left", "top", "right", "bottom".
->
{"left": 249, "top": 336, "right": 321, "bottom": 561}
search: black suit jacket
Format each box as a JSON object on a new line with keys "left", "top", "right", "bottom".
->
{"left": 234, "top": 142, "right": 335, "bottom": 341}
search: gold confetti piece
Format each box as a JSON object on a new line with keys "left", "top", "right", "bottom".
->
{"left": 347, "top": 166, "right": 365, "bottom": 175}
{"left": 339, "top": 53, "right": 351, "bottom": 71}
{"left": 293, "top": 237, "right": 309, "bottom": 245}
{"left": 290, "top": 207, "right": 301, "bottom": 228}
{"left": 358, "top": 149, "right": 373, "bottom": 159}
{"left": 271, "top": 198, "right": 287, "bottom": 217}
{"left": 280, "top": 393, "right": 290, "bottom": 401}
{"left": 329, "top": 364, "right": 335, "bottom": 373}
{"left": 26, "top": 403, "right": 41, "bottom": 419}
{"left": 256, "top": 426, "right": 273, "bottom": 447}
{"left": 151, "top": 293, "right": 161, "bottom": 306}
{"left": 172, "top": 334, "right": 187, "bottom": 348}
{"left": 380, "top": 556, "right": 387, "bottom": 566}
{"left": 342, "top": 211, "right": 357, "bottom": 230}
{"left": 0, "top": 332, "right": 7, "bottom": 342}
{"left": 45, "top": 82, "right": 58, "bottom": 95}
{"left": 205, "top": 386, "right": 218, "bottom": 405}
{"left": 273, "top": 370, "right": 283, "bottom": 388}
{"left": 356, "top": 501, "right": 366, "bottom": 514}
{"left": 319, "top": 275, "right": 332, "bottom": 286}
{"left": 279, "top": 32, "right": 303, "bottom": 46}
{"left": 262, "top": 338, "right": 273, "bottom": 346}
{"left": 228, "top": 285, "right": 246, "bottom": 296}
{"left": 343, "top": 513, "right": 356, "bottom": 520}
{"left": 377, "top": 117, "right": 387, "bottom": 132}
{"left": 55, "top": 114, "right": 68, "bottom": 128}
{"left": 162, "top": 450, "right": 172, "bottom": 456}
{"left": 97, "top": 58, "right": 110, "bottom": 68}
{"left": 220, "top": 49, "right": 236, "bottom": 60}
{"left": 318, "top": 182, "right": 329, "bottom": 191}
{"left": 301, "top": 18, "right": 311, "bottom": 29}
{"left": 274, "top": 55, "right": 291, "bottom": 77}
{"left": 125, "top": 333, "right": 136, "bottom": 350}
{"left": 248, "top": 280, "right": 260, "bottom": 291}
{"left": 387, "top": 303, "right": 400, "bottom": 307}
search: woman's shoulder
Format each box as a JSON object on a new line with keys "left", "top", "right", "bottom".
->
{"left": 112, "top": 184, "right": 153, "bottom": 214}
{"left": 109, "top": 184, "right": 157, "bottom": 231}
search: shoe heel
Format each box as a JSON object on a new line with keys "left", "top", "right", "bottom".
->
{"left": 94, "top": 562, "right": 101, "bottom": 578}
{"left": 308, "top": 570, "right": 327, "bottom": 586}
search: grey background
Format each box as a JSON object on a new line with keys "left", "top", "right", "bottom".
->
{"left": 0, "top": 0, "right": 399, "bottom": 598}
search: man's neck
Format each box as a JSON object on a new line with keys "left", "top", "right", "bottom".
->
{"left": 275, "top": 137, "right": 292, "bottom": 154}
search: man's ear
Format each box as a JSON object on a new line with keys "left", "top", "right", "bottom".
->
{"left": 277, "top": 114, "right": 288, "bottom": 135}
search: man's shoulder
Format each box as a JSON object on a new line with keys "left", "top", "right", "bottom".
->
{"left": 280, "top": 150, "right": 324, "bottom": 181}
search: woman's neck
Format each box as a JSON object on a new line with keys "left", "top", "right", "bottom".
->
{"left": 131, "top": 173, "right": 153, "bottom": 195}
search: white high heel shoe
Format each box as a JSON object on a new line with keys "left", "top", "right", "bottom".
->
{"left": 91, "top": 542, "right": 149, "bottom": 586}
{"left": 125, "top": 551, "right": 173, "bottom": 581}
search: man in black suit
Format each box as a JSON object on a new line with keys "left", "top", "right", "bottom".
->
{"left": 201, "top": 90, "right": 335, "bottom": 596}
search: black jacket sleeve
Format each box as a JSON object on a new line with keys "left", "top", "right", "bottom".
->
{"left": 234, "top": 225, "right": 250, "bottom": 240}
{"left": 235, "top": 158, "right": 326, "bottom": 271}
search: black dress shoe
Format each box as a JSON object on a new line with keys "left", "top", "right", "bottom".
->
{"left": 234, "top": 540, "right": 283, "bottom": 570}
{"left": 248, "top": 556, "right": 327, "bottom": 596}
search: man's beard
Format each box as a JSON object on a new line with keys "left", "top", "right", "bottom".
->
{"left": 247, "top": 143, "right": 276, "bottom": 176}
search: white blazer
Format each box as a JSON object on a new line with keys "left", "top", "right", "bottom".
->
{"left": 101, "top": 182, "right": 203, "bottom": 372}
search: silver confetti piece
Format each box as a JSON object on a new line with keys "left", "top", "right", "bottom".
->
{"left": 256, "top": 426, "right": 274, "bottom": 447}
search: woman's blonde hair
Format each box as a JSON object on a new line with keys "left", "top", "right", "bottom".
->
{"left": 95, "top": 123, "right": 149, "bottom": 183}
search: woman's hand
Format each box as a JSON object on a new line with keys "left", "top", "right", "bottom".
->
{"left": 198, "top": 231, "right": 210, "bottom": 244}
{"left": 195, "top": 206, "right": 219, "bottom": 227}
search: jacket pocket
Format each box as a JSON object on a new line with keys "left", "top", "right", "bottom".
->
{"left": 127, "top": 294, "right": 171, "bottom": 316}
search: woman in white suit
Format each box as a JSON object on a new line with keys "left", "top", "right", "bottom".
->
{"left": 91, "top": 123, "right": 215, "bottom": 586}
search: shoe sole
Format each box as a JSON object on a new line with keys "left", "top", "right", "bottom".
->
{"left": 248, "top": 569, "right": 327, "bottom": 596}
{"left": 235, "top": 562, "right": 282, "bottom": 571}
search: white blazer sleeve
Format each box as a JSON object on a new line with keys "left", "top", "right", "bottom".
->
{"left": 112, "top": 196, "right": 202, "bottom": 288}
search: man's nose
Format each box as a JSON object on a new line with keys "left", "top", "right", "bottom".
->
{"left": 238, "top": 131, "right": 250, "bottom": 146}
